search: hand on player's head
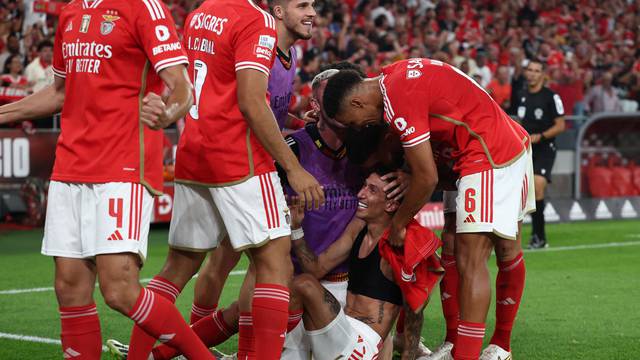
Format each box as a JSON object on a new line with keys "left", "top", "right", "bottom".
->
{"left": 381, "top": 170, "right": 410, "bottom": 202}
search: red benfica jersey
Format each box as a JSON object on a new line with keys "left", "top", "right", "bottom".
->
{"left": 175, "top": 0, "right": 278, "bottom": 185}
{"left": 380, "top": 59, "right": 528, "bottom": 177}
{"left": 52, "top": 0, "right": 188, "bottom": 194}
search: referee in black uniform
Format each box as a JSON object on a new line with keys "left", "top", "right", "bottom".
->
{"left": 515, "top": 59, "right": 565, "bottom": 249}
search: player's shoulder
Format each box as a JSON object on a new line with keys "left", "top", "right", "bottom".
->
{"left": 219, "top": 0, "right": 276, "bottom": 31}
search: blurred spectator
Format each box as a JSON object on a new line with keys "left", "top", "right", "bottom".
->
{"left": 584, "top": 72, "right": 623, "bottom": 113}
{"left": 487, "top": 65, "right": 512, "bottom": 110}
{"left": 0, "top": 33, "right": 22, "bottom": 71}
{"left": 24, "top": 40, "right": 53, "bottom": 93}
{"left": 474, "top": 52, "right": 492, "bottom": 88}
{"left": 1, "top": 54, "right": 29, "bottom": 89}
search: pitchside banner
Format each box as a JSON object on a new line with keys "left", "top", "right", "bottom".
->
{"left": 1, "top": 129, "right": 637, "bottom": 227}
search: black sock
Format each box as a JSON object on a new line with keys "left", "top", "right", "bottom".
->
{"left": 531, "top": 199, "right": 546, "bottom": 241}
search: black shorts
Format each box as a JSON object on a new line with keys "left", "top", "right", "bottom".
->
{"left": 532, "top": 141, "right": 556, "bottom": 183}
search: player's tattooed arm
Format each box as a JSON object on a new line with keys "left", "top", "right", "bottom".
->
{"left": 290, "top": 200, "right": 365, "bottom": 279}
{"left": 401, "top": 303, "right": 424, "bottom": 360}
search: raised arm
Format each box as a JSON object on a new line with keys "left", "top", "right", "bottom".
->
{"left": 0, "top": 76, "right": 65, "bottom": 124}
{"left": 388, "top": 140, "right": 438, "bottom": 246}
{"left": 237, "top": 69, "right": 324, "bottom": 209}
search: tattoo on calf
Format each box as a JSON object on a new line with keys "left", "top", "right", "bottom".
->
{"left": 323, "top": 288, "right": 341, "bottom": 315}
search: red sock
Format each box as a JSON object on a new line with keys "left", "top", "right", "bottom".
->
{"left": 128, "top": 288, "right": 213, "bottom": 359}
{"left": 127, "top": 277, "right": 181, "bottom": 360}
{"left": 287, "top": 309, "right": 303, "bottom": 333}
{"left": 152, "top": 309, "right": 236, "bottom": 360}
{"left": 253, "top": 284, "right": 290, "bottom": 360}
{"left": 453, "top": 320, "right": 485, "bottom": 360}
{"left": 440, "top": 253, "right": 459, "bottom": 344}
{"left": 395, "top": 308, "right": 405, "bottom": 335}
{"left": 490, "top": 252, "right": 525, "bottom": 351}
{"left": 190, "top": 302, "right": 217, "bottom": 324}
{"left": 238, "top": 312, "right": 255, "bottom": 359}
{"left": 59, "top": 303, "right": 102, "bottom": 359}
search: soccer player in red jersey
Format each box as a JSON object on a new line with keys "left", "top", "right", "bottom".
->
{"left": 123, "top": 1, "right": 323, "bottom": 359}
{"left": 0, "top": 0, "right": 217, "bottom": 359}
{"left": 322, "top": 58, "right": 535, "bottom": 360}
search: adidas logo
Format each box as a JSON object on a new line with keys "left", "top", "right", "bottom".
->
{"left": 497, "top": 297, "right": 516, "bottom": 305}
{"left": 463, "top": 214, "right": 476, "bottom": 223}
{"left": 441, "top": 292, "right": 452, "bottom": 301}
{"left": 63, "top": 347, "right": 81, "bottom": 358}
{"left": 107, "top": 229, "right": 124, "bottom": 241}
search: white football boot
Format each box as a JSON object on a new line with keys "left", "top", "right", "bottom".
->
{"left": 479, "top": 344, "right": 512, "bottom": 360}
{"left": 422, "top": 341, "right": 453, "bottom": 360}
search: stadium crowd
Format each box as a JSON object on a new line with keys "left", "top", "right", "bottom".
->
{"left": 1, "top": 0, "right": 640, "bottom": 127}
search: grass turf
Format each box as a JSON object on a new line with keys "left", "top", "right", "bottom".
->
{"left": 0, "top": 219, "right": 639, "bottom": 359}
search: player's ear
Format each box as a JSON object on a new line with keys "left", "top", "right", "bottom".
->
{"left": 350, "top": 97, "right": 364, "bottom": 109}
{"left": 310, "top": 98, "right": 320, "bottom": 112}
{"left": 385, "top": 199, "right": 400, "bottom": 213}
{"left": 272, "top": 5, "right": 285, "bottom": 20}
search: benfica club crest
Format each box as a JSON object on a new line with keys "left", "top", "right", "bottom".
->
{"left": 100, "top": 13, "right": 120, "bottom": 35}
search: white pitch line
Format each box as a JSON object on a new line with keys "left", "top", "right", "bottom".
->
{"left": 2, "top": 240, "right": 640, "bottom": 295}
{"left": 522, "top": 240, "right": 640, "bottom": 253}
{"left": 0, "top": 270, "right": 248, "bottom": 295}
{"left": 0, "top": 332, "right": 108, "bottom": 351}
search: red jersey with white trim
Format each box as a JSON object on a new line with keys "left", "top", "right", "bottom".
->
{"left": 52, "top": 0, "right": 188, "bottom": 194}
{"left": 380, "top": 58, "right": 528, "bottom": 177}
{"left": 175, "top": 0, "right": 278, "bottom": 185}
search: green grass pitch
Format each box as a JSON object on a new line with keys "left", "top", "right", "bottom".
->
{"left": 1, "top": 220, "right": 639, "bottom": 359}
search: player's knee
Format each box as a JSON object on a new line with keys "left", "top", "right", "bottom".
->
{"left": 291, "top": 274, "right": 317, "bottom": 300}
{"left": 494, "top": 238, "right": 521, "bottom": 262}
{"left": 100, "top": 281, "right": 139, "bottom": 314}
{"left": 158, "top": 248, "right": 205, "bottom": 286}
{"left": 54, "top": 277, "right": 93, "bottom": 306}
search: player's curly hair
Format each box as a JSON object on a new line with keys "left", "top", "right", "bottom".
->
{"left": 322, "top": 70, "right": 364, "bottom": 119}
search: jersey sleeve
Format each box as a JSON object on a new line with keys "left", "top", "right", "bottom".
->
{"left": 52, "top": 16, "right": 66, "bottom": 79}
{"left": 380, "top": 72, "right": 431, "bottom": 148}
{"left": 232, "top": 14, "right": 277, "bottom": 77}
{"left": 132, "top": 0, "right": 188, "bottom": 73}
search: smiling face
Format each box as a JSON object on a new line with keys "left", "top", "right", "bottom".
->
{"left": 279, "top": 0, "right": 316, "bottom": 40}
{"left": 356, "top": 173, "right": 398, "bottom": 221}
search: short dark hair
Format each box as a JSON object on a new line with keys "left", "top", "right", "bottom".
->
{"left": 319, "top": 61, "right": 366, "bottom": 77}
{"left": 527, "top": 58, "right": 546, "bottom": 71}
{"left": 322, "top": 69, "right": 363, "bottom": 119}
{"left": 344, "top": 124, "right": 388, "bottom": 165}
{"left": 37, "top": 40, "right": 53, "bottom": 52}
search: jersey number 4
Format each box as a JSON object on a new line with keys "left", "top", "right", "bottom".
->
{"left": 189, "top": 60, "right": 208, "bottom": 120}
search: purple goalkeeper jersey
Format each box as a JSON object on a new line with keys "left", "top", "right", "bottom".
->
{"left": 284, "top": 124, "right": 364, "bottom": 276}
{"left": 268, "top": 47, "right": 297, "bottom": 130}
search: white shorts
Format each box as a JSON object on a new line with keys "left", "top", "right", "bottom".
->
{"left": 169, "top": 172, "right": 291, "bottom": 251}
{"left": 320, "top": 280, "right": 348, "bottom": 309}
{"left": 306, "top": 308, "right": 381, "bottom": 360}
{"left": 455, "top": 151, "right": 535, "bottom": 240}
{"left": 281, "top": 280, "right": 349, "bottom": 360}
{"left": 42, "top": 181, "right": 153, "bottom": 261}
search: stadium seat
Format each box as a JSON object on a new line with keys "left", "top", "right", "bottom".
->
{"left": 610, "top": 166, "right": 636, "bottom": 196}
{"left": 586, "top": 166, "right": 614, "bottom": 197}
